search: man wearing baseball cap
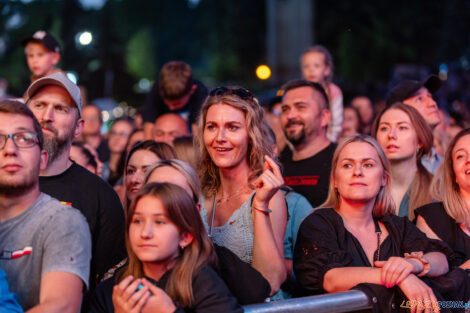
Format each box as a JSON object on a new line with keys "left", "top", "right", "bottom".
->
{"left": 22, "top": 30, "right": 64, "bottom": 82}
{"left": 24, "top": 73, "right": 126, "bottom": 297}
{"left": 386, "top": 74, "right": 443, "bottom": 173}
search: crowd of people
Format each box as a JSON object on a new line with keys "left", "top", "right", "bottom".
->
{"left": 0, "top": 30, "right": 469, "bottom": 313}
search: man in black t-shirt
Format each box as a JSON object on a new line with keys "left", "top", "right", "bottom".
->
{"left": 279, "top": 80, "right": 336, "bottom": 207}
{"left": 142, "top": 61, "right": 208, "bottom": 139}
{"left": 24, "top": 73, "right": 126, "bottom": 289}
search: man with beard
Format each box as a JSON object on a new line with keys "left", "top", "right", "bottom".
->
{"left": 279, "top": 80, "right": 336, "bottom": 207}
{"left": 24, "top": 73, "right": 126, "bottom": 293}
{"left": 0, "top": 100, "right": 91, "bottom": 311}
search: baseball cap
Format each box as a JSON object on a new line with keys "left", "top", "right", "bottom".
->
{"left": 386, "top": 75, "right": 442, "bottom": 106}
{"left": 25, "top": 72, "right": 82, "bottom": 116}
{"left": 22, "top": 30, "right": 60, "bottom": 53}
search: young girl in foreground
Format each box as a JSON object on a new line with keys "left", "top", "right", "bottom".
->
{"left": 90, "top": 182, "right": 242, "bottom": 313}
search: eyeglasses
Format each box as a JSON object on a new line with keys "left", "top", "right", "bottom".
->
{"left": 209, "top": 87, "right": 254, "bottom": 101}
{"left": 0, "top": 131, "right": 39, "bottom": 150}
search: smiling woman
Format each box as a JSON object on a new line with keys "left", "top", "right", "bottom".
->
{"left": 194, "top": 86, "right": 287, "bottom": 295}
{"left": 416, "top": 128, "right": 470, "bottom": 269}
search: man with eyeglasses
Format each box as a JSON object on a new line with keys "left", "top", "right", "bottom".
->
{"left": 0, "top": 100, "right": 91, "bottom": 312}
{"left": 24, "top": 73, "right": 126, "bottom": 297}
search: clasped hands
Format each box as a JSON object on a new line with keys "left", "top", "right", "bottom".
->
{"left": 112, "top": 275, "right": 177, "bottom": 313}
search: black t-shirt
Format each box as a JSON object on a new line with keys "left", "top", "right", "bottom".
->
{"left": 39, "top": 162, "right": 126, "bottom": 286}
{"left": 142, "top": 79, "right": 208, "bottom": 126}
{"left": 415, "top": 202, "right": 470, "bottom": 268}
{"left": 90, "top": 264, "right": 243, "bottom": 313}
{"left": 279, "top": 143, "right": 336, "bottom": 208}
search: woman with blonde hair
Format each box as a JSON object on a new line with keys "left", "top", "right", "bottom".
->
{"left": 294, "top": 135, "right": 450, "bottom": 311}
{"left": 90, "top": 183, "right": 242, "bottom": 313}
{"left": 195, "top": 87, "right": 287, "bottom": 295}
{"left": 372, "top": 103, "right": 433, "bottom": 220}
{"left": 416, "top": 128, "right": 470, "bottom": 269}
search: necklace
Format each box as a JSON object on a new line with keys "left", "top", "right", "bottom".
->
{"left": 373, "top": 218, "right": 382, "bottom": 267}
{"left": 215, "top": 188, "right": 249, "bottom": 205}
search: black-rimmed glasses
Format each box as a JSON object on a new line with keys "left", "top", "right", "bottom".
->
{"left": 209, "top": 87, "right": 254, "bottom": 101}
{"left": 0, "top": 131, "right": 39, "bottom": 149}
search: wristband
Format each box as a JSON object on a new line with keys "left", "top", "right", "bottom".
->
{"left": 253, "top": 206, "right": 272, "bottom": 215}
{"left": 404, "top": 251, "right": 430, "bottom": 277}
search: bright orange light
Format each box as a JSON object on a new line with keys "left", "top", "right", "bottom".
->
{"left": 256, "top": 65, "right": 271, "bottom": 80}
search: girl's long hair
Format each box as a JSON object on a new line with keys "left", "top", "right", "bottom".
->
{"left": 321, "top": 134, "right": 395, "bottom": 218}
{"left": 120, "top": 182, "right": 216, "bottom": 307}
{"left": 431, "top": 128, "right": 470, "bottom": 227}
{"left": 371, "top": 103, "right": 433, "bottom": 220}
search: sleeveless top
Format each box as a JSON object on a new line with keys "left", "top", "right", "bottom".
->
{"left": 200, "top": 192, "right": 255, "bottom": 264}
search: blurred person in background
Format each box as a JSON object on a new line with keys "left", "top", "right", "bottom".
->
{"left": 351, "top": 95, "right": 375, "bottom": 135}
{"left": 153, "top": 113, "right": 189, "bottom": 146}
{"left": 102, "top": 117, "right": 135, "bottom": 185}
{"left": 81, "top": 105, "right": 109, "bottom": 163}
{"left": 337, "top": 105, "right": 363, "bottom": 143}
{"left": 70, "top": 141, "right": 98, "bottom": 175}
{"left": 123, "top": 140, "right": 176, "bottom": 208}
{"left": 173, "top": 135, "right": 198, "bottom": 170}
{"left": 300, "top": 45, "right": 343, "bottom": 142}
{"left": 143, "top": 61, "right": 208, "bottom": 139}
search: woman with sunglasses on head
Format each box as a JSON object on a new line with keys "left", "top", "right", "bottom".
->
{"left": 195, "top": 87, "right": 287, "bottom": 295}
{"left": 294, "top": 135, "right": 452, "bottom": 312}
{"left": 90, "top": 183, "right": 242, "bottom": 313}
{"left": 416, "top": 129, "right": 470, "bottom": 269}
{"left": 372, "top": 103, "right": 433, "bottom": 220}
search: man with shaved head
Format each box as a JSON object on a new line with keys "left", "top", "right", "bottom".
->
{"left": 153, "top": 113, "right": 189, "bottom": 146}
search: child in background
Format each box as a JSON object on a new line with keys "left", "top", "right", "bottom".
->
{"left": 22, "top": 30, "right": 63, "bottom": 82}
{"left": 300, "top": 45, "right": 343, "bottom": 142}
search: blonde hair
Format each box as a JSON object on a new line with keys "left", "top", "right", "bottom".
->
{"left": 431, "top": 128, "right": 470, "bottom": 227}
{"left": 120, "top": 183, "right": 216, "bottom": 307}
{"left": 371, "top": 103, "right": 433, "bottom": 220}
{"left": 321, "top": 134, "right": 395, "bottom": 218}
{"left": 173, "top": 136, "right": 198, "bottom": 170}
{"left": 144, "top": 159, "right": 201, "bottom": 204}
{"left": 195, "top": 88, "right": 276, "bottom": 196}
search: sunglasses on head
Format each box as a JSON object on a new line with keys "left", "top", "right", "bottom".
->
{"left": 209, "top": 87, "right": 254, "bottom": 102}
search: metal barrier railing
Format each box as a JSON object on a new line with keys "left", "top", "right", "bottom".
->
{"left": 244, "top": 290, "right": 372, "bottom": 313}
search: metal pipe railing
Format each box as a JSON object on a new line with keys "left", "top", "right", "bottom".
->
{"left": 243, "top": 290, "right": 372, "bottom": 313}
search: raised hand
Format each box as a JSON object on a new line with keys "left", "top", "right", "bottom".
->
{"left": 112, "top": 275, "right": 151, "bottom": 313}
{"left": 374, "top": 256, "right": 422, "bottom": 288}
{"left": 252, "top": 155, "right": 284, "bottom": 210}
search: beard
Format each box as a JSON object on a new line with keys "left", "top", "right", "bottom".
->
{"left": 283, "top": 120, "right": 307, "bottom": 146}
{"left": 0, "top": 165, "right": 39, "bottom": 197}
{"left": 41, "top": 121, "right": 75, "bottom": 165}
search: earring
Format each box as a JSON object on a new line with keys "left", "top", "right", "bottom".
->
{"left": 180, "top": 244, "right": 186, "bottom": 250}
